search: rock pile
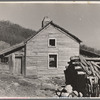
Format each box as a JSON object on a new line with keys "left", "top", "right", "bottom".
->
{"left": 56, "top": 85, "right": 83, "bottom": 97}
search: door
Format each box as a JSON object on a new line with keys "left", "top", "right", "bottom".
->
{"left": 15, "top": 57, "right": 22, "bottom": 75}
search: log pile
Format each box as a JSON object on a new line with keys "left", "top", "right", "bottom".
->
{"left": 67, "top": 56, "right": 100, "bottom": 97}
{"left": 70, "top": 56, "right": 100, "bottom": 78}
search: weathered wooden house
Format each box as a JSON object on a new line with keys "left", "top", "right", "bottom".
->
{"left": 0, "top": 17, "right": 82, "bottom": 77}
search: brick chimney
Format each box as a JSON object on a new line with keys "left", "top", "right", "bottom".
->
{"left": 42, "top": 16, "right": 51, "bottom": 27}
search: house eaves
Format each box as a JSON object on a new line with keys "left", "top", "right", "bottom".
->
{"left": 24, "top": 21, "right": 82, "bottom": 44}
{"left": 0, "top": 42, "right": 25, "bottom": 57}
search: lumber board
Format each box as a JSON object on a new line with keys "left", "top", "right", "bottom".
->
{"left": 88, "top": 61, "right": 96, "bottom": 76}
{"left": 86, "top": 58, "right": 100, "bottom": 61}
{"left": 91, "top": 61, "right": 100, "bottom": 69}
{"left": 80, "top": 62, "right": 92, "bottom": 75}
{"left": 77, "top": 71, "right": 86, "bottom": 75}
{"left": 75, "top": 66, "right": 82, "bottom": 70}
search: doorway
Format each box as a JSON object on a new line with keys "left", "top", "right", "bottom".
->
{"left": 15, "top": 57, "right": 22, "bottom": 75}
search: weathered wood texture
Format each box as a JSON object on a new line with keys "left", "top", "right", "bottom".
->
{"left": 26, "top": 25, "right": 79, "bottom": 76}
{"left": 8, "top": 50, "right": 25, "bottom": 76}
{"left": 9, "top": 53, "right": 15, "bottom": 74}
{"left": 15, "top": 57, "right": 22, "bottom": 75}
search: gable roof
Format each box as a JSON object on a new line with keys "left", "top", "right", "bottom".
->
{"left": 0, "top": 42, "right": 25, "bottom": 57}
{"left": 0, "top": 21, "right": 82, "bottom": 57}
{"left": 51, "top": 22, "right": 82, "bottom": 43}
{"left": 25, "top": 21, "right": 82, "bottom": 43}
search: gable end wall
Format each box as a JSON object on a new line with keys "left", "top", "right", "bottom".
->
{"left": 25, "top": 25, "right": 79, "bottom": 77}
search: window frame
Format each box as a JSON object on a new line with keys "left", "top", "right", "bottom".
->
{"left": 0, "top": 57, "right": 8, "bottom": 64}
{"left": 48, "top": 53, "right": 58, "bottom": 69}
{"left": 48, "top": 38, "right": 56, "bottom": 47}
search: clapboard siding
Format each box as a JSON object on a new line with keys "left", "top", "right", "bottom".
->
{"left": 26, "top": 24, "right": 79, "bottom": 76}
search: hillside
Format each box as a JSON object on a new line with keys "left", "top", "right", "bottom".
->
{"left": 80, "top": 43, "right": 100, "bottom": 57}
{"left": 0, "top": 21, "right": 36, "bottom": 46}
{"left": 0, "top": 41, "right": 10, "bottom": 51}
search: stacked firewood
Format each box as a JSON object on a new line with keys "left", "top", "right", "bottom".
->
{"left": 70, "top": 56, "right": 100, "bottom": 78}
{"left": 70, "top": 56, "right": 100, "bottom": 97}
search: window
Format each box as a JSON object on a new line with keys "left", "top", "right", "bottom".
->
{"left": 49, "top": 54, "right": 57, "bottom": 68}
{"left": 1, "top": 57, "right": 8, "bottom": 63}
{"left": 49, "top": 39, "right": 56, "bottom": 47}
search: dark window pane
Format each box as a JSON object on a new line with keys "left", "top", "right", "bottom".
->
{"left": 1, "top": 57, "right": 8, "bottom": 63}
{"left": 49, "top": 39, "right": 55, "bottom": 46}
{"left": 49, "top": 55, "right": 57, "bottom": 68}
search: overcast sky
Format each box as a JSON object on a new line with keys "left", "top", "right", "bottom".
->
{"left": 0, "top": 3, "right": 100, "bottom": 49}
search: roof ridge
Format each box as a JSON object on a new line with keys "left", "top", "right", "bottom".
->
{"left": 51, "top": 22, "right": 82, "bottom": 43}
{"left": 0, "top": 42, "right": 25, "bottom": 56}
{"left": 24, "top": 21, "right": 82, "bottom": 43}
{"left": 24, "top": 21, "right": 52, "bottom": 43}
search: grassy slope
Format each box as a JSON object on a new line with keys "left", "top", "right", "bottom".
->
{"left": 0, "top": 21, "right": 36, "bottom": 46}
{"left": 0, "top": 69, "right": 65, "bottom": 97}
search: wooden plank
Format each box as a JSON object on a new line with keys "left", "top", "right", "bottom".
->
{"left": 91, "top": 62, "right": 100, "bottom": 77}
{"left": 91, "top": 61, "right": 100, "bottom": 69}
{"left": 77, "top": 71, "right": 86, "bottom": 75}
{"left": 80, "top": 56, "right": 90, "bottom": 66}
{"left": 21, "top": 56, "right": 25, "bottom": 76}
{"left": 72, "top": 62, "right": 80, "bottom": 65}
{"left": 79, "top": 56, "right": 94, "bottom": 76}
{"left": 86, "top": 58, "right": 100, "bottom": 61}
{"left": 80, "top": 62, "right": 92, "bottom": 75}
{"left": 88, "top": 61, "right": 96, "bottom": 76}
{"left": 15, "top": 57, "right": 22, "bottom": 75}
{"left": 9, "top": 53, "right": 15, "bottom": 74}
{"left": 75, "top": 66, "right": 82, "bottom": 70}
{"left": 70, "top": 56, "right": 79, "bottom": 61}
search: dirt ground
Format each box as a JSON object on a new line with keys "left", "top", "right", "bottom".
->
{"left": 0, "top": 70, "right": 65, "bottom": 97}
